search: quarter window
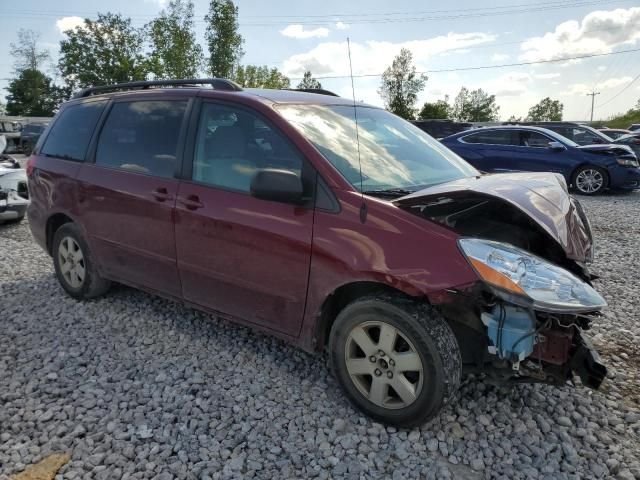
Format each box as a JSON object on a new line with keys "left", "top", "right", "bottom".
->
{"left": 95, "top": 100, "right": 187, "bottom": 178}
{"left": 193, "top": 103, "right": 303, "bottom": 193}
{"left": 41, "top": 101, "right": 107, "bottom": 161}
{"left": 462, "top": 130, "right": 517, "bottom": 145}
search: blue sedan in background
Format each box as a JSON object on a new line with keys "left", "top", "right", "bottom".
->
{"left": 441, "top": 126, "right": 640, "bottom": 195}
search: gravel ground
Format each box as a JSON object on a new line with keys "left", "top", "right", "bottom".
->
{"left": 1, "top": 192, "right": 640, "bottom": 480}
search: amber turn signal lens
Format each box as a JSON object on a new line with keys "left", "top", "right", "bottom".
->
{"left": 469, "top": 258, "right": 527, "bottom": 296}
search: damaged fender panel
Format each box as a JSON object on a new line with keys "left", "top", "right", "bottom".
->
{"left": 394, "top": 172, "right": 593, "bottom": 264}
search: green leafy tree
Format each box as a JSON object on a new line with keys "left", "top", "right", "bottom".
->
{"left": 146, "top": 0, "right": 203, "bottom": 79}
{"left": 452, "top": 87, "right": 500, "bottom": 122}
{"left": 297, "top": 71, "right": 322, "bottom": 89}
{"left": 58, "top": 13, "right": 149, "bottom": 91}
{"left": 205, "top": 0, "right": 244, "bottom": 78}
{"left": 10, "top": 29, "right": 50, "bottom": 73}
{"left": 418, "top": 97, "right": 451, "bottom": 119}
{"left": 507, "top": 115, "right": 522, "bottom": 122}
{"left": 5, "top": 69, "right": 63, "bottom": 116}
{"left": 0, "top": 102, "right": 6, "bottom": 116}
{"left": 378, "top": 48, "right": 426, "bottom": 120}
{"left": 234, "top": 65, "right": 290, "bottom": 89}
{"left": 527, "top": 97, "right": 563, "bottom": 121}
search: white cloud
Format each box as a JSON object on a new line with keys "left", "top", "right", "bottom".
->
{"left": 491, "top": 53, "right": 509, "bottom": 62}
{"left": 144, "top": 0, "right": 167, "bottom": 6}
{"left": 56, "top": 16, "right": 85, "bottom": 34}
{"left": 597, "top": 65, "right": 607, "bottom": 71}
{"left": 335, "top": 21, "right": 349, "bottom": 30}
{"left": 283, "top": 32, "right": 496, "bottom": 76}
{"left": 484, "top": 72, "right": 532, "bottom": 97}
{"left": 564, "top": 76, "right": 632, "bottom": 95}
{"left": 535, "top": 73, "right": 561, "bottom": 79}
{"left": 280, "top": 24, "right": 330, "bottom": 39}
{"left": 519, "top": 7, "right": 640, "bottom": 62}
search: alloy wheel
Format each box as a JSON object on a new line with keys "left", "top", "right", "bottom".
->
{"left": 344, "top": 321, "right": 424, "bottom": 409}
{"left": 575, "top": 169, "right": 604, "bottom": 194}
{"left": 58, "top": 236, "right": 86, "bottom": 288}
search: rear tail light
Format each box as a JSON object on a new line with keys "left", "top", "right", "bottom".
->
{"left": 26, "top": 156, "right": 36, "bottom": 176}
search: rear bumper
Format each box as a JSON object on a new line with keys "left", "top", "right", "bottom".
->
{"left": 0, "top": 202, "right": 28, "bottom": 220}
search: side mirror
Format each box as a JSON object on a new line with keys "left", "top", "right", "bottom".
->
{"left": 548, "top": 141, "right": 565, "bottom": 152}
{"left": 250, "top": 168, "right": 304, "bottom": 204}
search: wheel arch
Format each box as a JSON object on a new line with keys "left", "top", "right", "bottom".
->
{"left": 313, "top": 281, "right": 423, "bottom": 352}
{"left": 46, "top": 212, "right": 74, "bottom": 255}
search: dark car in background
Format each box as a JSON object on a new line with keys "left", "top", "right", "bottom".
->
{"left": 412, "top": 119, "right": 473, "bottom": 139}
{"left": 20, "top": 122, "right": 49, "bottom": 154}
{"left": 441, "top": 125, "right": 640, "bottom": 195}
{"left": 598, "top": 128, "right": 631, "bottom": 140}
{"left": 26, "top": 78, "right": 609, "bottom": 426}
{"left": 614, "top": 132, "right": 640, "bottom": 158}
{"left": 513, "top": 121, "right": 614, "bottom": 146}
{"left": 628, "top": 124, "right": 640, "bottom": 132}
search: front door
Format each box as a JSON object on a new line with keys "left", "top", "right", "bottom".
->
{"left": 77, "top": 98, "right": 190, "bottom": 297}
{"left": 175, "top": 101, "right": 315, "bottom": 336}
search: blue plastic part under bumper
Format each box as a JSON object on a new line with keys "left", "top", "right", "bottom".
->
{"left": 608, "top": 165, "right": 640, "bottom": 190}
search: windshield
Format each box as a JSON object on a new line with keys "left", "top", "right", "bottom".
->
{"left": 276, "top": 104, "right": 478, "bottom": 192}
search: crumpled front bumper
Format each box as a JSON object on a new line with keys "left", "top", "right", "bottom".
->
{"left": 570, "top": 331, "right": 607, "bottom": 389}
{"left": 0, "top": 189, "right": 29, "bottom": 220}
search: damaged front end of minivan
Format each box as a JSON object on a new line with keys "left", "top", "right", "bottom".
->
{"left": 395, "top": 172, "right": 607, "bottom": 390}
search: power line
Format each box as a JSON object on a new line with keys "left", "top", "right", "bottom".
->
{"left": 596, "top": 73, "right": 640, "bottom": 107}
{"left": 1, "top": 0, "right": 630, "bottom": 26}
{"left": 289, "top": 47, "right": 640, "bottom": 80}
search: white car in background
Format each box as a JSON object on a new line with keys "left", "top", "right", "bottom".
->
{"left": 0, "top": 135, "right": 29, "bottom": 224}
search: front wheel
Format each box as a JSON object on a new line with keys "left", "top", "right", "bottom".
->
{"left": 572, "top": 166, "right": 608, "bottom": 195}
{"left": 329, "top": 295, "right": 461, "bottom": 428}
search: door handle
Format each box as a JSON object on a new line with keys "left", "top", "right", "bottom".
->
{"left": 179, "top": 195, "right": 204, "bottom": 210}
{"left": 152, "top": 188, "right": 173, "bottom": 202}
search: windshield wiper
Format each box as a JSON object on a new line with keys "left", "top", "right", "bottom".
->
{"left": 362, "top": 188, "right": 415, "bottom": 198}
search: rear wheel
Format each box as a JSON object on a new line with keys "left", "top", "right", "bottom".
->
{"left": 329, "top": 295, "right": 461, "bottom": 427}
{"left": 572, "top": 166, "right": 608, "bottom": 195}
{"left": 52, "top": 223, "right": 111, "bottom": 299}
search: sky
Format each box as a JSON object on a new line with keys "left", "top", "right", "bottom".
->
{"left": 1, "top": 0, "right": 640, "bottom": 121}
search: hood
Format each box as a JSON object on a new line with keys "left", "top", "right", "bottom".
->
{"left": 394, "top": 172, "right": 593, "bottom": 264}
{"left": 578, "top": 143, "right": 635, "bottom": 157}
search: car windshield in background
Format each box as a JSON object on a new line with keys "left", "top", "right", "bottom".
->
{"left": 276, "top": 104, "right": 478, "bottom": 192}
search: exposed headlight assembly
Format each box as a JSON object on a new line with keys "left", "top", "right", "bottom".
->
{"left": 459, "top": 238, "right": 606, "bottom": 312}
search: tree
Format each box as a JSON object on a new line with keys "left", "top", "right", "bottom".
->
{"left": 58, "top": 13, "right": 149, "bottom": 91}
{"left": 418, "top": 97, "right": 451, "bottom": 119}
{"left": 146, "top": 0, "right": 203, "bottom": 79}
{"left": 297, "top": 71, "right": 322, "bottom": 89}
{"left": 0, "top": 102, "right": 6, "bottom": 116}
{"left": 5, "top": 69, "right": 63, "bottom": 116}
{"left": 234, "top": 65, "right": 290, "bottom": 89}
{"left": 205, "top": 0, "right": 244, "bottom": 78}
{"left": 451, "top": 87, "right": 500, "bottom": 122}
{"left": 378, "top": 48, "right": 426, "bottom": 120}
{"left": 10, "top": 29, "right": 50, "bottom": 73}
{"left": 507, "top": 115, "right": 522, "bottom": 122}
{"left": 527, "top": 97, "right": 563, "bottom": 121}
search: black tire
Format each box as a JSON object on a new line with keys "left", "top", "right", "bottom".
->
{"left": 571, "top": 166, "right": 608, "bottom": 195}
{"left": 329, "top": 295, "right": 461, "bottom": 428}
{"left": 52, "top": 223, "right": 111, "bottom": 299}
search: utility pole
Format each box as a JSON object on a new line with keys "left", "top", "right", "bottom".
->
{"left": 586, "top": 91, "right": 600, "bottom": 122}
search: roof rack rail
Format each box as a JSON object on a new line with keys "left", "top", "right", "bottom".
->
{"left": 73, "top": 78, "right": 243, "bottom": 98}
{"left": 289, "top": 88, "right": 340, "bottom": 97}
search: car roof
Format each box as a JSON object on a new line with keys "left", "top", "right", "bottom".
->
{"left": 455, "top": 125, "right": 560, "bottom": 135}
{"left": 66, "top": 84, "right": 377, "bottom": 109}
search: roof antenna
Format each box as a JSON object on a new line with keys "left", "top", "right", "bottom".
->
{"left": 347, "top": 37, "right": 367, "bottom": 223}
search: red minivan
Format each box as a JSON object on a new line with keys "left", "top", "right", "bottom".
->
{"left": 28, "top": 79, "right": 607, "bottom": 427}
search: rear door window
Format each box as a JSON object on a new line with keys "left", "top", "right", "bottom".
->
{"left": 462, "top": 130, "right": 517, "bottom": 145}
{"left": 95, "top": 100, "right": 188, "bottom": 178}
{"left": 41, "top": 100, "right": 107, "bottom": 161}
